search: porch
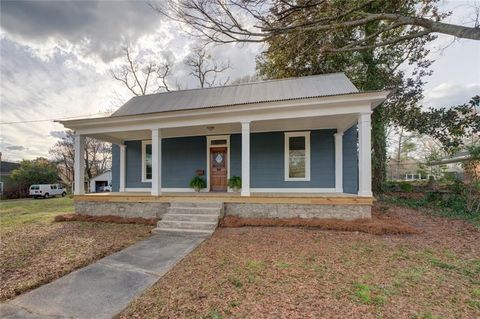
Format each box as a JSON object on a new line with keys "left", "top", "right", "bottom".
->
{"left": 67, "top": 107, "right": 379, "bottom": 198}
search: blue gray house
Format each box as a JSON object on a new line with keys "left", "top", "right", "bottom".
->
{"left": 60, "top": 73, "right": 390, "bottom": 225}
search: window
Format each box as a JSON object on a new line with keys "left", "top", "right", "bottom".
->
{"left": 142, "top": 141, "right": 152, "bottom": 182}
{"left": 284, "top": 132, "right": 310, "bottom": 181}
{"left": 211, "top": 139, "right": 227, "bottom": 145}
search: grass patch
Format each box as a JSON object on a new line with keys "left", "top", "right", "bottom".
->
{"left": 352, "top": 283, "right": 387, "bottom": 306}
{"left": 228, "top": 276, "right": 243, "bottom": 289}
{"left": 0, "top": 198, "right": 74, "bottom": 228}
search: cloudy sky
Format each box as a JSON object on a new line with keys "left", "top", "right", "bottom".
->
{"left": 0, "top": 0, "right": 479, "bottom": 162}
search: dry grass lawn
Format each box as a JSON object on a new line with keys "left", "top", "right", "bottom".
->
{"left": 0, "top": 198, "right": 154, "bottom": 301}
{"left": 121, "top": 204, "right": 480, "bottom": 319}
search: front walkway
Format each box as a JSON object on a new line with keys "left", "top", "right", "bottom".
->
{"left": 0, "top": 233, "right": 207, "bottom": 319}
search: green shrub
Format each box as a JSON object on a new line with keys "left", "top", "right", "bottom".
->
{"left": 227, "top": 176, "right": 242, "bottom": 191}
{"left": 398, "top": 182, "right": 414, "bottom": 192}
{"left": 189, "top": 176, "right": 206, "bottom": 191}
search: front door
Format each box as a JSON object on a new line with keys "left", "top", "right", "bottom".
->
{"left": 210, "top": 147, "right": 227, "bottom": 192}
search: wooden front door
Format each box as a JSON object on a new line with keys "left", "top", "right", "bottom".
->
{"left": 210, "top": 147, "right": 227, "bottom": 192}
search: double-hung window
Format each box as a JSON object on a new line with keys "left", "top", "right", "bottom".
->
{"left": 142, "top": 141, "right": 152, "bottom": 182}
{"left": 284, "top": 132, "right": 311, "bottom": 181}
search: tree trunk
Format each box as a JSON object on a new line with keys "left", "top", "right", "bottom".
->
{"left": 361, "top": 15, "right": 387, "bottom": 195}
{"left": 396, "top": 127, "right": 404, "bottom": 180}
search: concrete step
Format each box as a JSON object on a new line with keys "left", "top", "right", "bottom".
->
{"left": 156, "top": 220, "right": 218, "bottom": 231}
{"left": 167, "top": 207, "right": 221, "bottom": 215}
{"left": 152, "top": 227, "right": 213, "bottom": 235}
{"left": 162, "top": 213, "right": 219, "bottom": 222}
{"left": 170, "top": 201, "right": 223, "bottom": 209}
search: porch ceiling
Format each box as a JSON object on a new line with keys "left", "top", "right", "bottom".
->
{"left": 88, "top": 113, "right": 358, "bottom": 143}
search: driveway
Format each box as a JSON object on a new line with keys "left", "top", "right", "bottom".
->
{"left": 0, "top": 232, "right": 207, "bottom": 319}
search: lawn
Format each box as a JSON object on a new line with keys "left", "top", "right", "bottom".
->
{"left": 121, "top": 204, "right": 480, "bottom": 319}
{"left": 0, "top": 197, "right": 154, "bottom": 301}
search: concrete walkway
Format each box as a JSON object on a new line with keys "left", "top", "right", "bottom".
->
{"left": 0, "top": 233, "right": 207, "bottom": 319}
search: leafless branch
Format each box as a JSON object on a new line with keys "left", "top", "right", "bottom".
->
{"left": 111, "top": 46, "right": 172, "bottom": 96}
{"left": 151, "top": 0, "right": 480, "bottom": 53}
{"left": 185, "top": 47, "right": 231, "bottom": 88}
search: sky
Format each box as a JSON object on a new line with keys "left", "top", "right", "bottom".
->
{"left": 0, "top": 0, "right": 479, "bottom": 162}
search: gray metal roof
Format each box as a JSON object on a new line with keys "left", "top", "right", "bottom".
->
{"left": 111, "top": 73, "right": 358, "bottom": 117}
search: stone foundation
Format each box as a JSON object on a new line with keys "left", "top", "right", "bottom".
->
{"left": 224, "top": 203, "right": 371, "bottom": 220}
{"left": 74, "top": 200, "right": 371, "bottom": 220}
{"left": 74, "top": 201, "right": 169, "bottom": 219}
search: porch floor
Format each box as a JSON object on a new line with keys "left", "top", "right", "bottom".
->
{"left": 74, "top": 192, "right": 373, "bottom": 205}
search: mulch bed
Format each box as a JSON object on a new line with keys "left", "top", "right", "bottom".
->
{"left": 219, "top": 210, "right": 419, "bottom": 235}
{"left": 54, "top": 214, "right": 158, "bottom": 225}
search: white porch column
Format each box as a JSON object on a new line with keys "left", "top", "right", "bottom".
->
{"left": 241, "top": 121, "right": 250, "bottom": 196}
{"left": 73, "top": 134, "right": 85, "bottom": 195}
{"left": 119, "top": 144, "right": 126, "bottom": 192}
{"left": 151, "top": 128, "right": 162, "bottom": 196}
{"left": 334, "top": 131, "right": 344, "bottom": 193}
{"left": 358, "top": 112, "right": 372, "bottom": 196}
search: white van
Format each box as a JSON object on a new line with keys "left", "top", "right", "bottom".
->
{"left": 29, "top": 184, "right": 67, "bottom": 199}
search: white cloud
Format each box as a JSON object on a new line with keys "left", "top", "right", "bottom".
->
{"left": 423, "top": 82, "right": 480, "bottom": 108}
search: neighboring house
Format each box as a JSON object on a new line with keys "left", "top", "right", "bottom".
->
{"left": 429, "top": 150, "right": 479, "bottom": 182}
{"left": 387, "top": 159, "right": 433, "bottom": 181}
{"left": 0, "top": 156, "right": 21, "bottom": 195}
{"left": 89, "top": 171, "right": 112, "bottom": 193}
{"left": 59, "top": 73, "right": 390, "bottom": 222}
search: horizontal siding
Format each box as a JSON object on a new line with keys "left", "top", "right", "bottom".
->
{"left": 162, "top": 136, "right": 206, "bottom": 187}
{"left": 125, "top": 140, "right": 150, "bottom": 188}
{"left": 250, "top": 130, "right": 335, "bottom": 188}
{"left": 112, "top": 128, "right": 358, "bottom": 191}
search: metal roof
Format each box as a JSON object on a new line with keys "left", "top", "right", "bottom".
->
{"left": 111, "top": 73, "right": 358, "bottom": 117}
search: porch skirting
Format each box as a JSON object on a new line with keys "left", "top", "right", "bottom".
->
{"left": 74, "top": 201, "right": 169, "bottom": 219}
{"left": 225, "top": 203, "right": 370, "bottom": 220}
{"left": 73, "top": 194, "right": 372, "bottom": 220}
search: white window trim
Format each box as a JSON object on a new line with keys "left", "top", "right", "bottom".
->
{"left": 284, "top": 131, "right": 311, "bottom": 182}
{"left": 141, "top": 140, "right": 152, "bottom": 183}
{"left": 206, "top": 135, "right": 230, "bottom": 191}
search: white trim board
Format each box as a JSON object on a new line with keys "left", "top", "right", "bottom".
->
{"left": 141, "top": 140, "right": 153, "bottom": 183}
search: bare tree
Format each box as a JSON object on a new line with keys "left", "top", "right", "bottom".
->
{"left": 49, "top": 131, "right": 112, "bottom": 190}
{"left": 152, "top": 0, "right": 480, "bottom": 52}
{"left": 185, "top": 47, "right": 231, "bottom": 87}
{"left": 112, "top": 47, "right": 172, "bottom": 96}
